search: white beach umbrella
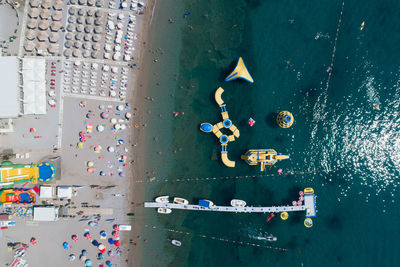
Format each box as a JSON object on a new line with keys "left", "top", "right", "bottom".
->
{"left": 120, "top": 124, "right": 126, "bottom": 130}
{"left": 104, "top": 44, "right": 112, "bottom": 52}
{"left": 65, "top": 32, "right": 74, "bottom": 40}
{"left": 95, "top": 0, "right": 103, "bottom": 7}
{"left": 82, "top": 42, "right": 91, "bottom": 50}
{"left": 65, "top": 40, "right": 73, "bottom": 48}
{"left": 117, "top": 23, "right": 123, "bottom": 29}
{"left": 110, "top": 118, "right": 117, "bottom": 124}
{"left": 76, "top": 24, "right": 84, "bottom": 32}
{"left": 84, "top": 25, "right": 93, "bottom": 33}
{"left": 74, "top": 61, "right": 81, "bottom": 66}
{"left": 66, "top": 23, "right": 75, "bottom": 32}
{"left": 113, "top": 52, "right": 121, "bottom": 61}
{"left": 77, "top": 8, "right": 85, "bottom": 16}
{"left": 94, "top": 26, "right": 102, "bottom": 34}
{"left": 87, "top": 9, "right": 95, "bottom": 16}
{"left": 97, "top": 125, "right": 104, "bottom": 132}
{"left": 107, "top": 146, "right": 115, "bottom": 152}
{"left": 117, "top": 13, "right": 124, "bottom": 20}
{"left": 114, "top": 45, "right": 121, "bottom": 52}
{"left": 72, "top": 49, "right": 82, "bottom": 57}
{"left": 91, "top": 63, "right": 98, "bottom": 69}
{"left": 64, "top": 49, "right": 73, "bottom": 57}
{"left": 75, "top": 32, "right": 83, "bottom": 40}
{"left": 91, "top": 51, "right": 99, "bottom": 58}
{"left": 28, "top": 8, "right": 39, "bottom": 18}
{"left": 87, "top": 0, "right": 95, "bottom": 6}
{"left": 83, "top": 34, "right": 91, "bottom": 41}
{"left": 111, "top": 67, "right": 119, "bottom": 73}
{"left": 92, "top": 42, "right": 100, "bottom": 50}
{"left": 95, "top": 10, "right": 102, "bottom": 18}
{"left": 77, "top": 16, "right": 84, "bottom": 24}
{"left": 68, "top": 16, "right": 76, "bottom": 23}
{"left": 109, "top": 90, "right": 116, "bottom": 97}
{"left": 69, "top": 0, "right": 77, "bottom": 4}
{"left": 78, "top": 0, "right": 86, "bottom": 5}
{"left": 116, "top": 104, "right": 124, "bottom": 111}
{"left": 102, "top": 65, "right": 110, "bottom": 71}
{"left": 24, "top": 41, "right": 35, "bottom": 51}
{"left": 123, "top": 55, "right": 131, "bottom": 61}
{"left": 83, "top": 50, "right": 90, "bottom": 58}
{"left": 69, "top": 7, "right": 76, "bottom": 15}
{"left": 104, "top": 52, "right": 111, "bottom": 59}
{"left": 74, "top": 41, "right": 82, "bottom": 48}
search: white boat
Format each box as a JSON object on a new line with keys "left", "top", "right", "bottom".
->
{"left": 171, "top": 239, "right": 181, "bottom": 246}
{"left": 230, "top": 199, "right": 247, "bottom": 207}
{"left": 173, "top": 197, "right": 189, "bottom": 205}
{"left": 155, "top": 196, "right": 169, "bottom": 203}
{"left": 157, "top": 207, "right": 172, "bottom": 214}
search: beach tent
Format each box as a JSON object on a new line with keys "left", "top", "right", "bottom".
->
{"left": 39, "top": 186, "right": 53, "bottom": 198}
{"left": 33, "top": 206, "right": 59, "bottom": 221}
{"left": 57, "top": 186, "right": 73, "bottom": 199}
{"left": 22, "top": 58, "right": 46, "bottom": 114}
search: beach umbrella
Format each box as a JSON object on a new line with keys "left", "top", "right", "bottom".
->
{"left": 49, "top": 32, "right": 59, "bottom": 43}
{"left": 75, "top": 32, "right": 83, "bottom": 40}
{"left": 52, "top": 10, "right": 62, "bottom": 21}
{"left": 77, "top": 142, "right": 83, "bottom": 148}
{"left": 117, "top": 13, "right": 125, "bottom": 20}
{"left": 30, "top": 0, "right": 40, "bottom": 7}
{"left": 40, "top": 9, "right": 50, "bottom": 19}
{"left": 116, "top": 22, "right": 123, "bottom": 30}
{"left": 84, "top": 233, "right": 91, "bottom": 240}
{"left": 78, "top": 0, "right": 86, "bottom": 5}
{"left": 65, "top": 40, "right": 73, "bottom": 48}
{"left": 69, "top": 0, "right": 77, "bottom": 4}
{"left": 114, "top": 240, "right": 120, "bottom": 247}
{"left": 29, "top": 8, "right": 39, "bottom": 18}
{"left": 96, "top": 125, "right": 104, "bottom": 132}
{"left": 68, "top": 15, "right": 77, "bottom": 23}
{"left": 104, "top": 44, "right": 112, "bottom": 52}
{"left": 73, "top": 49, "right": 82, "bottom": 57}
{"left": 94, "top": 10, "right": 102, "bottom": 17}
{"left": 113, "top": 225, "right": 120, "bottom": 231}
{"left": 86, "top": 17, "right": 94, "bottom": 25}
{"left": 118, "top": 172, "right": 125, "bottom": 177}
{"left": 42, "top": 0, "right": 52, "bottom": 9}
{"left": 50, "top": 21, "right": 61, "bottom": 31}
{"left": 78, "top": 8, "right": 85, "bottom": 16}
{"left": 87, "top": 0, "right": 94, "bottom": 5}
{"left": 110, "top": 118, "right": 117, "bottom": 124}
{"left": 92, "top": 240, "right": 99, "bottom": 246}
{"left": 63, "top": 242, "right": 70, "bottom": 250}
{"left": 113, "top": 52, "right": 121, "bottom": 61}
{"left": 105, "top": 261, "right": 112, "bottom": 267}
{"left": 83, "top": 50, "right": 90, "bottom": 58}
{"left": 84, "top": 25, "right": 93, "bottom": 33}
{"left": 69, "top": 7, "right": 76, "bottom": 15}
{"left": 98, "top": 243, "right": 105, "bottom": 251}
{"left": 37, "top": 31, "right": 47, "bottom": 41}
{"left": 100, "top": 231, "right": 107, "bottom": 238}
{"left": 69, "top": 254, "right": 76, "bottom": 261}
{"left": 27, "top": 19, "right": 37, "bottom": 29}
{"left": 87, "top": 161, "right": 94, "bottom": 167}
{"left": 77, "top": 16, "right": 84, "bottom": 24}
{"left": 112, "top": 231, "right": 119, "bottom": 238}
{"left": 93, "top": 33, "right": 101, "bottom": 41}
{"left": 65, "top": 32, "right": 73, "bottom": 40}
{"left": 116, "top": 104, "right": 124, "bottom": 111}
{"left": 97, "top": 253, "right": 104, "bottom": 259}
{"left": 83, "top": 33, "right": 91, "bottom": 41}
{"left": 81, "top": 249, "right": 88, "bottom": 256}
{"left": 87, "top": 167, "right": 94, "bottom": 173}
{"left": 94, "top": 145, "right": 102, "bottom": 153}
{"left": 95, "top": 0, "right": 103, "bottom": 7}
{"left": 72, "top": 235, "right": 78, "bottom": 242}
{"left": 124, "top": 55, "right": 131, "bottom": 62}
{"left": 125, "top": 112, "right": 132, "bottom": 119}
{"left": 48, "top": 44, "right": 58, "bottom": 54}
{"left": 94, "top": 18, "right": 102, "bottom": 26}
{"left": 109, "top": 90, "right": 116, "bottom": 96}
{"left": 67, "top": 23, "right": 75, "bottom": 32}
{"left": 24, "top": 41, "right": 35, "bottom": 52}
{"left": 91, "top": 51, "right": 99, "bottom": 59}
{"left": 107, "top": 238, "right": 114, "bottom": 245}
{"left": 115, "top": 124, "right": 121, "bottom": 130}
{"left": 85, "top": 259, "right": 92, "bottom": 267}
{"left": 38, "top": 20, "right": 50, "bottom": 30}
{"left": 80, "top": 255, "right": 87, "bottom": 262}
{"left": 117, "top": 139, "right": 124, "bottom": 145}
{"left": 26, "top": 30, "right": 36, "bottom": 40}
{"left": 111, "top": 66, "right": 118, "bottom": 73}
{"left": 99, "top": 171, "right": 106, "bottom": 176}
{"left": 76, "top": 24, "right": 84, "bottom": 32}
{"left": 53, "top": 0, "right": 64, "bottom": 10}
{"left": 107, "top": 146, "right": 114, "bottom": 152}
{"left": 100, "top": 111, "right": 109, "bottom": 119}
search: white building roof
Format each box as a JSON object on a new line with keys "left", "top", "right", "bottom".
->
{"left": 0, "top": 57, "right": 19, "bottom": 118}
{"left": 33, "top": 206, "right": 59, "bottom": 221}
{"left": 57, "top": 186, "right": 72, "bottom": 199}
{"left": 22, "top": 58, "right": 46, "bottom": 115}
{"left": 39, "top": 186, "right": 53, "bottom": 198}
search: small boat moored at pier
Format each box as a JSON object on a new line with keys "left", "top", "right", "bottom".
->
{"left": 173, "top": 197, "right": 189, "bottom": 205}
{"left": 155, "top": 196, "right": 169, "bottom": 203}
{"left": 199, "top": 199, "right": 214, "bottom": 208}
{"left": 230, "top": 199, "right": 246, "bottom": 207}
{"left": 157, "top": 207, "right": 172, "bottom": 214}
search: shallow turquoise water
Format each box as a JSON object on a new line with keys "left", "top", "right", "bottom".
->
{"left": 140, "top": 0, "right": 400, "bottom": 266}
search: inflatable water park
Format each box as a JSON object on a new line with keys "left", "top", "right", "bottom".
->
{"left": 0, "top": 188, "right": 38, "bottom": 206}
{"left": 241, "top": 149, "right": 290, "bottom": 171}
{"left": 0, "top": 161, "right": 56, "bottom": 188}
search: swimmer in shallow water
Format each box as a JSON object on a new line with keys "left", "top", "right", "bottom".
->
{"left": 373, "top": 104, "right": 380, "bottom": 110}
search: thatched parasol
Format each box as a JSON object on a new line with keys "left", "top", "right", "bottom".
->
{"left": 49, "top": 32, "right": 59, "bottom": 43}
{"left": 50, "top": 21, "right": 62, "bottom": 31}
{"left": 84, "top": 25, "right": 93, "bottom": 33}
{"left": 52, "top": 11, "right": 62, "bottom": 21}
{"left": 65, "top": 40, "right": 73, "bottom": 48}
{"left": 27, "top": 19, "right": 37, "bottom": 29}
{"left": 37, "top": 31, "right": 48, "bottom": 41}
{"left": 36, "top": 42, "right": 47, "bottom": 51}
{"left": 64, "top": 48, "right": 72, "bottom": 57}
{"left": 26, "top": 30, "right": 36, "bottom": 40}
{"left": 28, "top": 8, "right": 40, "bottom": 18}
{"left": 68, "top": 7, "right": 76, "bottom": 15}
{"left": 48, "top": 43, "right": 59, "bottom": 54}
{"left": 40, "top": 9, "right": 50, "bottom": 19}
{"left": 30, "top": 0, "right": 40, "bottom": 7}
{"left": 72, "top": 49, "right": 82, "bottom": 57}
{"left": 24, "top": 41, "right": 35, "bottom": 51}
{"left": 41, "top": 0, "right": 52, "bottom": 9}
{"left": 53, "top": 0, "right": 64, "bottom": 10}
{"left": 38, "top": 20, "right": 50, "bottom": 30}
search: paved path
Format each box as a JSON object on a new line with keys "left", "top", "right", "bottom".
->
{"left": 63, "top": 92, "right": 124, "bottom": 102}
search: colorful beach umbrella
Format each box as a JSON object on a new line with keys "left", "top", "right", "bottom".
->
{"left": 63, "top": 242, "right": 69, "bottom": 250}
{"left": 77, "top": 142, "right": 83, "bottom": 148}
{"left": 72, "top": 235, "right": 78, "bottom": 242}
{"left": 84, "top": 233, "right": 91, "bottom": 240}
{"left": 113, "top": 225, "right": 120, "bottom": 231}
{"left": 112, "top": 231, "right": 119, "bottom": 238}
{"left": 100, "top": 231, "right": 107, "bottom": 238}
{"left": 106, "top": 261, "right": 112, "bottom": 267}
{"left": 114, "top": 240, "right": 120, "bottom": 247}
{"left": 108, "top": 238, "right": 114, "bottom": 245}
{"left": 85, "top": 259, "right": 92, "bottom": 266}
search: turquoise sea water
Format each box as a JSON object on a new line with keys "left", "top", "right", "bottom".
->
{"left": 139, "top": 0, "right": 400, "bottom": 266}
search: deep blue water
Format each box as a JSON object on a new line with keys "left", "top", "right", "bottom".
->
{"left": 139, "top": 0, "right": 400, "bottom": 266}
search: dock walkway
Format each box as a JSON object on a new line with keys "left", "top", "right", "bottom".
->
{"left": 145, "top": 195, "right": 316, "bottom": 216}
